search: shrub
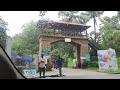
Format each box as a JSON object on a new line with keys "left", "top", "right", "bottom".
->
{"left": 88, "top": 61, "right": 99, "bottom": 68}
{"left": 86, "top": 56, "right": 98, "bottom": 68}
{"left": 91, "top": 56, "right": 98, "bottom": 61}
{"left": 117, "top": 57, "right": 120, "bottom": 70}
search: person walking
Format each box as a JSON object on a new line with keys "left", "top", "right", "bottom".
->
{"left": 56, "top": 55, "right": 64, "bottom": 76}
{"left": 39, "top": 54, "right": 46, "bottom": 78}
{"left": 54, "top": 60, "right": 58, "bottom": 69}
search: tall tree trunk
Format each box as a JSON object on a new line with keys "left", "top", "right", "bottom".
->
{"left": 93, "top": 16, "right": 96, "bottom": 44}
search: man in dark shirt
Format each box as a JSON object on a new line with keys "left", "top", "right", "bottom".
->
{"left": 56, "top": 55, "right": 64, "bottom": 76}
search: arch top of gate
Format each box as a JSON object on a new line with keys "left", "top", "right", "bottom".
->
{"left": 37, "top": 19, "right": 91, "bottom": 38}
{"left": 37, "top": 19, "right": 91, "bottom": 32}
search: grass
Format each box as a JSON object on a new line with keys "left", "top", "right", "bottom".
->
{"left": 81, "top": 67, "right": 120, "bottom": 74}
{"left": 106, "top": 70, "right": 120, "bottom": 74}
{"left": 81, "top": 67, "right": 99, "bottom": 72}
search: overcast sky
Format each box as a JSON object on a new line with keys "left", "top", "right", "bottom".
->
{"left": 0, "top": 11, "right": 117, "bottom": 37}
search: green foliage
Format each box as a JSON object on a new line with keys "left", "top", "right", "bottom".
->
{"left": 91, "top": 56, "right": 98, "bottom": 61}
{"left": 117, "top": 57, "right": 120, "bottom": 70}
{"left": 85, "top": 11, "right": 104, "bottom": 43}
{"left": 0, "top": 17, "right": 8, "bottom": 49}
{"left": 85, "top": 11, "right": 104, "bottom": 18}
{"left": 99, "top": 15, "right": 120, "bottom": 57}
{"left": 86, "top": 56, "right": 99, "bottom": 68}
{"left": 12, "top": 21, "right": 39, "bottom": 56}
{"left": 52, "top": 42, "right": 75, "bottom": 58}
{"left": 99, "top": 16, "right": 120, "bottom": 31}
{"left": 58, "top": 11, "right": 90, "bottom": 24}
{"left": 89, "top": 61, "right": 98, "bottom": 68}
{"left": 89, "top": 31, "right": 103, "bottom": 50}
{"left": 51, "top": 42, "right": 76, "bottom": 67}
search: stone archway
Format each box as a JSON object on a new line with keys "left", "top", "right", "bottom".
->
{"left": 39, "top": 35, "right": 88, "bottom": 67}
{"left": 50, "top": 39, "right": 81, "bottom": 65}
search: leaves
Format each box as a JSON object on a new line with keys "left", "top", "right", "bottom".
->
{"left": 99, "top": 14, "right": 120, "bottom": 57}
{"left": 12, "top": 21, "right": 40, "bottom": 56}
{"left": 51, "top": 42, "right": 76, "bottom": 61}
{"left": 0, "top": 17, "right": 8, "bottom": 49}
{"left": 85, "top": 11, "right": 104, "bottom": 43}
{"left": 39, "top": 11, "right": 47, "bottom": 16}
{"left": 85, "top": 11, "right": 104, "bottom": 18}
{"left": 58, "top": 11, "right": 90, "bottom": 24}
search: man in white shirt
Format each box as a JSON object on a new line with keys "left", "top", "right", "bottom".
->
{"left": 39, "top": 54, "right": 46, "bottom": 78}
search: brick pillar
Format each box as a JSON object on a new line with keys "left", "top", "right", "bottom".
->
{"left": 80, "top": 40, "right": 88, "bottom": 57}
{"left": 39, "top": 36, "right": 51, "bottom": 56}
{"left": 76, "top": 45, "right": 80, "bottom": 68}
{"left": 80, "top": 44, "right": 88, "bottom": 68}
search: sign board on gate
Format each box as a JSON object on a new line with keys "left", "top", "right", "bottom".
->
{"left": 85, "top": 54, "right": 90, "bottom": 61}
{"left": 42, "top": 50, "right": 50, "bottom": 55}
{"left": 65, "top": 38, "right": 71, "bottom": 42}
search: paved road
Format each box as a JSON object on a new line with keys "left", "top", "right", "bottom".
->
{"left": 27, "top": 68, "right": 120, "bottom": 79}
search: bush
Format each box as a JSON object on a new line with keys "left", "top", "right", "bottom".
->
{"left": 88, "top": 61, "right": 99, "bottom": 68}
{"left": 91, "top": 56, "right": 98, "bottom": 61}
{"left": 117, "top": 57, "right": 120, "bottom": 70}
{"left": 85, "top": 56, "right": 98, "bottom": 68}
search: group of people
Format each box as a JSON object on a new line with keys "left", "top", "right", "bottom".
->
{"left": 39, "top": 54, "right": 64, "bottom": 78}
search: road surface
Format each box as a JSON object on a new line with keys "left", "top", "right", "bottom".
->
{"left": 26, "top": 68, "right": 120, "bottom": 79}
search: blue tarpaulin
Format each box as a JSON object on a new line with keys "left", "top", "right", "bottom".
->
{"left": 26, "top": 59, "right": 33, "bottom": 64}
{"left": 16, "top": 56, "right": 24, "bottom": 61}
{"left": 16, "top": 56, "right": 32, "bottom": 65}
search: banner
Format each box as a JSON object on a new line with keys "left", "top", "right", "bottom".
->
{"left": 97, "top": 49, "right": 118, "bottom": 72}
{"left": 23, "top": 69, "right": 36, "bottom": 77}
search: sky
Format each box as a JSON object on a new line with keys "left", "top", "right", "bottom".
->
{"left": 0, "top": 11, "right": 117, "bottom": 37}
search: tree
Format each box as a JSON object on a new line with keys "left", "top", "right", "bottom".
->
{"left": 99, "top": 16, "right": 120, "bottom": 57}
{"left": 58, "top": 11, "right": 90, "bottom": 24}
{"left": 117, "top": 11, "right": 120, "bottom": 17}
{"left": 39, "top": 11, "right": 47, "bottom": 16}
{"left": 0, "top": 16, "right": 8, "bottom": 49}
{"left": 12, "top": 21, "right": 40, "bottom": 57}
{"left": 84, "top": 11, "right": 104, "bottom": 43}
{"left": 89, "top": 31, "right": 102, "bottom": 49}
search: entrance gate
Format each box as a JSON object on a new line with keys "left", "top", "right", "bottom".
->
{"left": 37, "top": 20, "right": 90, "bottom": 68}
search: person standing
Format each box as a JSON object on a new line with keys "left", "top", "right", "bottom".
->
{"left": 56, "top": 55, "right": 64, "bottom": 76}
{"left": 39, "top": 54, "right": 46, "bottom": 78}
